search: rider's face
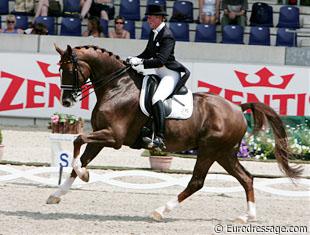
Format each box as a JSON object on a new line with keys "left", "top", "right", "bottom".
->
{"left": 147, "top": 15, "right": 163, "bottom": 29}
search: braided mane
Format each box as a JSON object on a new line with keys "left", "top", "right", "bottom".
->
{"left": 74, "top": 45, "right": 122, "bottom": 61}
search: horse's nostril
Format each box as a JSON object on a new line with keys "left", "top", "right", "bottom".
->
{"left": 62, "top": 100, "right": 71, "bottom": 107}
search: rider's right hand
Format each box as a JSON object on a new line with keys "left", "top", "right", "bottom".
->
{"left": 125, "top": 56, "right": 133, "bottom": 64}
{"left": 127, "top": 57, "right": 143, "bottom": 66}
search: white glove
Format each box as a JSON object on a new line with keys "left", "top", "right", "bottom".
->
{"left": 126, "top": 56, "right": 132, "bottom": 63}
{"left": 128, "top": 57, "right": 143, "bottom": 66}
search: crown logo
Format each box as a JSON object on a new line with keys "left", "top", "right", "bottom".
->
{"left": 37, "top": 61, "right": 60, "bottom": 78}
{"left": 234, "top": 67, "right": 294, "bottom": 89}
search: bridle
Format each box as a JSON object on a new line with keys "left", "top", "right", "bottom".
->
{"left": 60, "top": 51, "right": 131, "bottom": 101}
{"left": 60, "top": 51, "right": 89, "bottom": 101}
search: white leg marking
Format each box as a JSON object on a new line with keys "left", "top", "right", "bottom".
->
{"left": 72, "top": 157, "right": 87, "bottom": 179}
{"left": 151, "top": 197, "right": 180, "bottom": 221}
{"left": 52, "top": 177, "right": 75, "bottom": 197}
{"left": 236, "top": 201, "right": 257, "bottom": 223}
{"left": 247, "top": 201, "right": 256, "bottom": 219}
{"left": 46, "top": 177, "right": 75, "bottom": 204}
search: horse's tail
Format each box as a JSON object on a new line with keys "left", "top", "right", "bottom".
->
{"left": 240, "top": 102, "right": 303, "bottom": 179}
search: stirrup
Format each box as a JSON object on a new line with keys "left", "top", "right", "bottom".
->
{"left": 143, "top": 136, "right": 166, "bottom": 151}
{"left": 153, "top": 137, "right": 167, "bottom": 151}
{"left": 142, "top": 131, "right": 156, "bottom": 148}
{"left": 142, "top": 136, "right": 153, "bottom": 147}
{"left": 142, "top": 136, "right": 157, "bottom": 149}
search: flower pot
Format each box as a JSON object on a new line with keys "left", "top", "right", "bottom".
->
{"left": 76, "top": 120, "right": 84, "bottom": 133}
{"left": 149, "top": 156, "right": 173, "bottom": 170}
{"left": 51, "top": 123, "right": 60, "bottom": 133}
{"left": 50, "top": 115, "right": 84, "bottom": 134}
{"left": 59, "top": 122, "right": 66, "bottom": 134}
{"left": 67, "top": 121, "right": 83, "bottom": 134}
{"left": 0, "top": 144, "right": 4, "bottom": 160}
{"left": 63, "top": 122, "right": 70, "bottom": 134}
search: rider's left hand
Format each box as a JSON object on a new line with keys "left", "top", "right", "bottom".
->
{"left": 128, "top": 57, "right": 143, "bottom": 66}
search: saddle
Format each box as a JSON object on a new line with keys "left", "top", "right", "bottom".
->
{"left": 139, "top": 75, "right": 193, "bottom": 119}
{"left": 130, "top": 75, "right": 193, "bottom": 149}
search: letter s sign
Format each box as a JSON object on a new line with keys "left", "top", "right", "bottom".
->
{"left": 58, "top": 151, "right": 71, "bottom": 167}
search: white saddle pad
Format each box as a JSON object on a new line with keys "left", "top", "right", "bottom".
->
{"left": 139, "top": 75, "right": 193, "bottom": 119}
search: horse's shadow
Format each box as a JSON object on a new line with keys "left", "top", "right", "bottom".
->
{"left": 0, "top": 210, "right": 216, "bottom": 223}
{"left": 0, "top": 210, "right": 154, "bottom": 222}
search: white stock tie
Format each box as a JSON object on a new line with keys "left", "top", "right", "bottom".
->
{"left": 153, "top": 30, "right": 158, "bottom": 41}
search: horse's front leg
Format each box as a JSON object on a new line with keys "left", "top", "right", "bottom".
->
{"left": 72, "top": 128, "right": 122, "bottom": 181}
{"left": 47, "top": 143, "right": 104, "bottom": 204}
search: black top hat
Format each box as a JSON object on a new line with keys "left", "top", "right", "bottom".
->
{"left": 145, "top": 4, "right": 168, "bottom": 16}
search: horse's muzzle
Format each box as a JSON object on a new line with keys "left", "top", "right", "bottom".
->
{"left": 62, "top": 98, "right": 73, "bottom": 107}
{"left": 61, "top": 89, "right": 77, "bottom": 107}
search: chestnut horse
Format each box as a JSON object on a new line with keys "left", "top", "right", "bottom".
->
{"left": 47, "top": 45, "right": 302, "bottom": 223}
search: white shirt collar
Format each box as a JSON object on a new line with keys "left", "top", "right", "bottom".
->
{"left": 152, "top": 22, "right": 165, "bottom": 38}
{"left": 155, "top": 22, "right": 165, "bottom": 33}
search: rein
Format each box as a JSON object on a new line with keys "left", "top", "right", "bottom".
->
{"left": 78, "top": 64, "right": 131, "bottom": 101}
{"left": 60, "top": 51, "right": 131, "bottom": 101}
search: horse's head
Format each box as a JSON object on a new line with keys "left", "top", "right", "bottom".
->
{"left": 56, "top": 44, "right": 91, "bottom": 107}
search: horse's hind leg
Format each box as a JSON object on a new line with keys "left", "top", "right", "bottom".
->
{"left": 151, "top": 151, "right": 215, "bottom": 221}
{"left": 217, "top": 155, "right": 256, "bottom": 223}
{"left": 46, "top": 144, "right": 103, "bottom": 204}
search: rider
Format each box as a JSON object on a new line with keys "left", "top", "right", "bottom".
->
{"left": 126, "top": 4, "right": 190, "bottom": 151}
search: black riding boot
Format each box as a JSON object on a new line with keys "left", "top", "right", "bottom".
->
{"left": 153, "top": 100, "right": 166, "bottom": 149}
{"left": 143, "top": 100, "right": 166, "bottom": 150}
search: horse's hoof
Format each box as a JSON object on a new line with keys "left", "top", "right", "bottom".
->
{"left": 234, "top": 216, "right": 248, "bottom": 224}
{"left": 150, "top": 210, "right": 163, "bottom": 222}
{"left": 46, "top": 195, "right": 61, "bottom": 204}
{"left": 234, "top": 214, "right": 256, "bottom": 224}
{"left": 81, "top": 169, "right": 89, "bottom": 182}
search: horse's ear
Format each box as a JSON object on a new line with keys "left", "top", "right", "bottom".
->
{"left": 66, "top": 45, "right": 72, "bottom": 55}
{"left": 54, "top": 44, "right": 64, "bottom": 56}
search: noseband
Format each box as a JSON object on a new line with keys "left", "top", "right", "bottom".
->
{"left": 60, "top": 51, "right": 131, "bottom": 101}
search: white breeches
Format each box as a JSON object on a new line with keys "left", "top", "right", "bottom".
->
{"left": 152, "top": 66, "right": 180, "bottom": 105}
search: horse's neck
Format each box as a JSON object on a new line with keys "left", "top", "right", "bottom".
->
{"left": 89, "top": 61, "right": 142, "bottom": 102}
{"left": 77, "top": 49, "right": 143, "bottom": 101}
{"left": 90, "top": 58, "right": 120, "bottom": 78}
{"left": 78, "top": 49, "right": 148, "bottom": 138}
{"left": 127, "top": 68, "right": 143, "bottom": 90}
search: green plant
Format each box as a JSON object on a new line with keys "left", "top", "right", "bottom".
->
{"left": 244, "top": 120, "right": 310, "bottom": 161}
{"left": 67, "top": 115, "right": 79, "bottom": 124}
{"left": 51, "top": 113, "right": 80, "bottom": 124}
{"left": 59, "top": 113, "right": 67, "bottom": 123}
{"left": 149, "top": 149, "right": 168, "bottom": 156}
{"left": 0, "top": 129, "right": 2, "bottom": 145}
{"left": 287, "top": 122, "right": 310, "bottom": 159}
